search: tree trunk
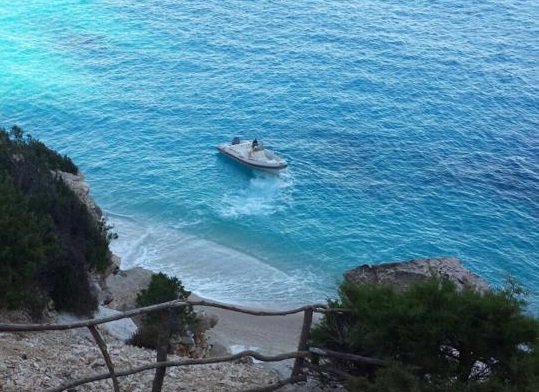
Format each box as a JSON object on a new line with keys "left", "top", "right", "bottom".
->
{"left": 457, "top": 350, "right": 474, "bottom": 383}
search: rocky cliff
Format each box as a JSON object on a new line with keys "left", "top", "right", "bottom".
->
{"left": 344, "top": 257, "right": 489, "bottom": 292}
{"left": 53, "top": 170, "right": 103, "bottom": 221}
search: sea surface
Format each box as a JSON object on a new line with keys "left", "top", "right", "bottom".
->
{"left": 1, "top": 0, "right": 538, "bottom": 311}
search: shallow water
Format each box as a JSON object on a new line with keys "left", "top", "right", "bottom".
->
{"left": 1, "top": 0, "right": 538, "bottom": 311}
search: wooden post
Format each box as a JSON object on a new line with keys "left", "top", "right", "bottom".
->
{"left": 151, "top": 310, "right": 172, "bottom": 392}
{"left": 88, "top": 325, "right": 120, "bottom": 392}
{"left": 291, "top": 307, "right": 313, "bottom": 377}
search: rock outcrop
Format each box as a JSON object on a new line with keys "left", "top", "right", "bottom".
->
{"left": 53, "top": 170, "right": 103, "bottom": 221}
{"left": 344, "top": 257, "right": 489, "bottom": 292}
{"left": 105, "top": 267, "right": 154, "bottom": 311}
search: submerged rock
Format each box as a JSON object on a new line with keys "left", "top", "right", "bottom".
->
{"left": 345, "top": 257, "right": 489, "bottom": 292}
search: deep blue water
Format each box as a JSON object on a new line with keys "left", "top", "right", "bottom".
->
{"left": 1, "top": 0, "right": 538, "bottom": 311}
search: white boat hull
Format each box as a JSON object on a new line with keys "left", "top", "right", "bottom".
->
{"left": 217, "top": 140, "right": 288, "bottom": 171}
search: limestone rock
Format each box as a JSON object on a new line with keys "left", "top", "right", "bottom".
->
{"left": 110, "top": 254, "right": 122, "bottom": 272}
{"left": 345, "top": 257, "right": 489, "bottom": 292}
{"left": 105, "top": 267, "right": 153, "bottom": 311}
{"left": 193, "top": 311, "right": 219, "bottom": 333}
{"left": 95, "top": 306, "right": 138, "bottom": 342}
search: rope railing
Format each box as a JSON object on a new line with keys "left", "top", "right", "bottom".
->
{"left": 0, "top": 301, "right": 378, "bottom": 392}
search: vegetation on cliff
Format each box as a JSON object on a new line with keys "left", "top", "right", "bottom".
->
{"left": 130, "top": 272, "right": 196, "bottom": 350}
{"left": 0, "top": 126, "right": 113, "bottom": 316}
{"left": 130, "top": 272, "right": 196, "bottom": 392}
{"left": 312, "top": 277, "right": 539, "bottom": 392}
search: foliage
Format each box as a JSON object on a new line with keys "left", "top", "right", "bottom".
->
{"left": 0, "top": 126, "right": 112, "bottom": 316}
{"left": 0, "top": 172, "right": 55, "bottom": 312}
{"left": 5, "top": 125, "right": 78, "bottom": 174}
{"left": 130, "top": 272, "right": 197, "bottom": 350}
{"left": 131, "top": 272, "right": 196, "bottom": 392}
{"left": 348, "top": 362, "right": 422, "bottom": 392}
{"left": 311, "top": 277, "right": 539, "bottom": 391}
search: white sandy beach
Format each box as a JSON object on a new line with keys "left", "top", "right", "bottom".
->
{"left": 192, "top": 294, "right": 309, "bottom": 378}
{"left": 107, "top": 267, "right": 315, "bottom": 355}
{"left": 190, "top": 293, "right": 307, "bottom": 355}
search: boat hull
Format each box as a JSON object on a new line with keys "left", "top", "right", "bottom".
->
{"left": 217, "top": 142, "right": 288, "bottom": 172}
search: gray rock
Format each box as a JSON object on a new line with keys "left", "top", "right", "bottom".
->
{"left": 344, "top": 257, "right": 489, "bottom": 292}
{"left": 105, "top": 267, "right": 153, "bottom": 310}
{"left": 193, "top": 311, "right": 219, "bottom": 333}
{"left": 208, "top": 342, "right": 229, "bottom": 357}
{"left": 94, "top": 306, "right": 138, "bottom": 342}
{"left": 179, "top": 335, "right": 195, "bottom": 346}
{"left": 110, "top": 254, "right": 121, "bottom": 273}
{"left": 99, "top": 288, "right": 114, "bottom": 306}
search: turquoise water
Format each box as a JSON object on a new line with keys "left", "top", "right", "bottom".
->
{"left": 1, "top": 0, "right": 538, "bottom": 311}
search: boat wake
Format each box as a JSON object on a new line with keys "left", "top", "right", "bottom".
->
{"left": 218, "top": 171, "right": 294, "bottom": 218}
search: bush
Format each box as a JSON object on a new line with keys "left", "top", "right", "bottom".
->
{"left": 130, "top": 272, "right": 196, "bottom": 350}
{"left": 129, "top": 272, "right": 198, "bottom": 392}
{"left": 311, "top": 277, "right": 539, "bottom": 391}
{"left": 0, "top": 172, "right": 54, "bottom": 311}
{"left": 0, "top": 126, "right": 113, "bottom": 316}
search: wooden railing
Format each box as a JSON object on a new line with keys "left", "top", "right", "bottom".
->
{"left": 0, "top": 300, "right": 384, "bottom": 392}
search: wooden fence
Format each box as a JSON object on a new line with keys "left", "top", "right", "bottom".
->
{"left": 0, "top": 300, "right": 385, "bottom": 392}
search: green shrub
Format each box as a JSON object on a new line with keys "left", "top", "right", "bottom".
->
{"left": 311, "top": 277, "right": 539, "bottom": 391}
{"left": 348, "top": 363, "right": 422, "bottom": 392}
{"left": 130, "top": 272, "right": 196, "bottom": 350}
{"left": 8, "top": 125, "right": 78, "bottom": 173}
{"left": 0, "top": 171, "right": 55, "bottom": 310}
{"left": 0, "top": 126, "right": 113, "bottom": 316}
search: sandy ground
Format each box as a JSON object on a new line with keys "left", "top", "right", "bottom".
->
{"left": 190, "top": 294, "right": 317, "bottom": 378}
{"left": 194, "top": 297, "right": 304, "bottom": 355}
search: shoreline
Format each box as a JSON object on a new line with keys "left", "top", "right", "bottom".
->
{"left": 105, "top": 265, "right": 318, "bottom": 378}
{"left": 106, "top": 213, "right": 336, "bottom": 311}
{"left": 62, "top": 170, "right": 320, "bottom": 364}
{"left": 105, "top": 266, "right": 314, "bottom": 356}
